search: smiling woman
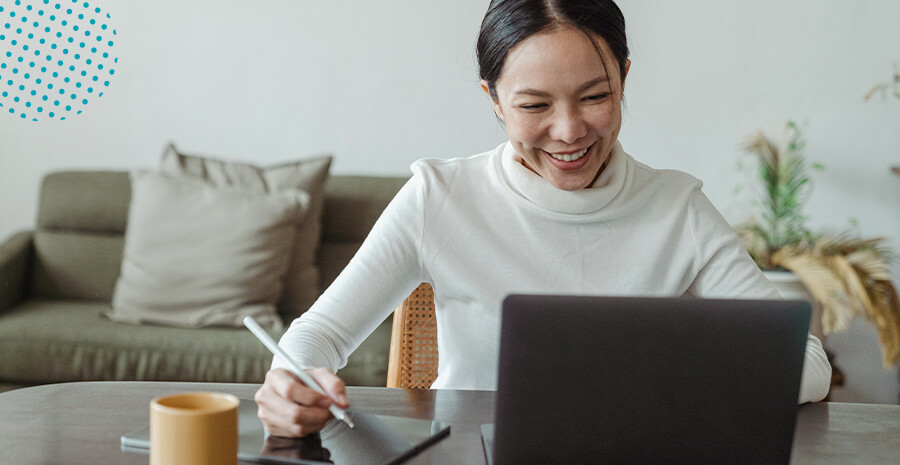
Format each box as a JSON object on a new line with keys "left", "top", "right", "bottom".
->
{"left": 254, "top": 0, "right": 834, "bottom": 439}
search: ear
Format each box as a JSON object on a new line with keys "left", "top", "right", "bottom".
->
{"left": 621, "top": 59, "right": 631, "bottom": 93}
{"left": 480, "top": 79, "right": 504, "bottom": 121}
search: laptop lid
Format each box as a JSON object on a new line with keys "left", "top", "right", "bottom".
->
{"left": 490, "top": 295, "right": 810, "bottom": 465}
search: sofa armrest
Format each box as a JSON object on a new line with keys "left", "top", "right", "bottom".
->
{"left": 0, "top": 231, "right": 33, "bottom": 313}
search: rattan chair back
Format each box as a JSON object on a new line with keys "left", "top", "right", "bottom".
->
{"left": 387, "top": 283, "right": 438, "bottom": 389}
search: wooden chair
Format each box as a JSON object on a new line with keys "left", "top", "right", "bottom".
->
{"left": 386, "top": 283, "right": 438, "bottom": 389}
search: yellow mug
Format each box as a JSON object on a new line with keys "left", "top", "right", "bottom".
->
{"left": 150, "top": 392, "right": 239, "bottom": 465}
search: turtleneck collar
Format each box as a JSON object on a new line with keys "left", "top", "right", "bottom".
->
{"left": 497, "top": 140, "right": 629, "bottom": 215}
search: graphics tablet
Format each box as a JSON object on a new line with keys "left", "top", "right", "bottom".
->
{"left": 122, "top": 398, "right": 450, "bottom": 465}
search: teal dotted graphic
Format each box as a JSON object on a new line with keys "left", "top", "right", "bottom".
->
{"left": 0, "top": 0, "right": 118, "bottom": 121}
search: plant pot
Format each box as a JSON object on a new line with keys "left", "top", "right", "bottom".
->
{"left": 762, "top": 270, "right": 826, "bottom": 343}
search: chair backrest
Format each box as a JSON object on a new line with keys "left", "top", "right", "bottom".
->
{"left": 387, "top": 283, "right": 438, "bottom": 389}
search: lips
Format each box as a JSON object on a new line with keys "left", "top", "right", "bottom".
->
{"left": 547, "top": 146, "right": 590, "bottom": 162}
{"left": 542, "top": 143, "right": 595, "bottom": 170}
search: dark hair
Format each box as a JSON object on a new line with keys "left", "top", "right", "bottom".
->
{"left": 476, "top": 0, "right": 629, "bottom": 100}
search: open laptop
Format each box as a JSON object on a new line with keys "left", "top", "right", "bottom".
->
{"left": 482, "top": 295, "right": 810, "bottom": 465}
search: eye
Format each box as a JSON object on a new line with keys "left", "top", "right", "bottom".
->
{"left": 583, "top": 93, "right": 610, "bottom": 102}
{"left": 518, "top": 103, "right": 548, "bottom": 111}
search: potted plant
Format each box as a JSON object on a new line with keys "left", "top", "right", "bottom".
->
{"left": 735, "top": 121, "right": 900, "bottom": 367}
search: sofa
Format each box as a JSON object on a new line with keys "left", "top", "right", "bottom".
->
{"left": 0, "top": 170, "right": 409, "bottom": 393}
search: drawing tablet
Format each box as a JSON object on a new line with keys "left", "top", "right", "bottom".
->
{"left": 121, "top": 398, "right": 450, "bottom": 465}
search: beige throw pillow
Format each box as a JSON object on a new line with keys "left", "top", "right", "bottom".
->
{"left": 160, "top": 144, "right": 332, "bottom": 322}
{"left": 108, "top": 171, "right": 309, "bottom": 329}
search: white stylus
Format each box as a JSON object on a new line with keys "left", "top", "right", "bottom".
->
{"left": 243, "top": 316, "right": 355, "bottom": 429}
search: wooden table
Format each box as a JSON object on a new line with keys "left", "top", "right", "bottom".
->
{"left": 0, "top": 381, "right": 898, "bottom": 464}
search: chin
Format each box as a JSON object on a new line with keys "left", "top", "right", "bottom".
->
{"left": 550, "top": 176, "right": 592, "bottom": 191}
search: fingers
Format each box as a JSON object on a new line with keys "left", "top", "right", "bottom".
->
{"left": 254, "top": 368, "right": 337, "bottom": 438}
{"left": 272, "top": 369, "right": 332, "bottom": 408}
{"left": 308, "top": 367, "right": 350, "bottom": 409}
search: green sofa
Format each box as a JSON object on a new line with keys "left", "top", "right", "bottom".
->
{"left": 0, "top": 171, "right": 408, "bottom": 392}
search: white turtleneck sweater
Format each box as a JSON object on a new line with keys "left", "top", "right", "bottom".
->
{"left": 276, "top": 142, "right": 831, "bottom": 403}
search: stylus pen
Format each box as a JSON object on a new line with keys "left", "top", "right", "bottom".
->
{"left": 243, "top": 316, "right": 355, "bottom": 429}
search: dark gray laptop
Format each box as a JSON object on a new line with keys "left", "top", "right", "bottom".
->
{"left": 483, "top": 295, "right": 811, "bottom": 465}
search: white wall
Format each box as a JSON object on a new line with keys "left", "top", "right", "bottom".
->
{"left": 1, "top": 0, "right": 898, "bottom": 402}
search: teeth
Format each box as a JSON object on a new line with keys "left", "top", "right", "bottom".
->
{"left": 548, "top": 147, "right": 589, "bottom": 162}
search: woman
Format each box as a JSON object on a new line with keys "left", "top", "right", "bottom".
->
{"left": 256, "top": 0, "right": 832, "bottom": 437}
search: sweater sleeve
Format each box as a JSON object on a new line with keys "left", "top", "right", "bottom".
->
{"left": 685, "top": 188, "right": 832, "bottom": 404}
{"left": 272, "top": 171, "right": 427, "bottom": 373}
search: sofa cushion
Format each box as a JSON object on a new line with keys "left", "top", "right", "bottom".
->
{"left": 0, "top": 300, "right": 392, "bottom": 386}
{"left": 108, "top": 171, "right": 307, "bottom": 329}
{"left": 321, "top": 176, "right": 410, "bottom": 242}
{"left": 36, "top": 171, "right": 131, "bottom": 233}
{"left": 30, "top": 231, "right": 124, "bottom": 301}
{"left": 161, "top": 145, "right": 332, "bottom": 323}
{"left": 30, "top": 171, "right": 131, "bottom": 301}
{"left": 317, "top": 175, "right": 409, "bottom": 290}
{"left": 0, "top": 301, "right": 279, "bottom": 384}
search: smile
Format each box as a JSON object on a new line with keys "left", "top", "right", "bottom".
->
{"left": 546, "top": 144, "right": 592, "bottom": 162}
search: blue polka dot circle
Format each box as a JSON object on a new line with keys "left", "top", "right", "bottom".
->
{"left": 0, "top": 0, "right": 118, "bottom": 121}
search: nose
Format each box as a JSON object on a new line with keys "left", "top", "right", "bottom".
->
{"left": 548, "top": 106, "right": 587, "bottom": 145}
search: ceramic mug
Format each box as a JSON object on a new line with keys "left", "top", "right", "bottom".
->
{"left": 150, "top": 392, "right": 239, "bottom": 465}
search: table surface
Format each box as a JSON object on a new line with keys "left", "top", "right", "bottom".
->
{"left": 0, "top": 381, "right": 898, "bottom": 465}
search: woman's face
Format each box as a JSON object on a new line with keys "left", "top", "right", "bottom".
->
{"left": 485, "top": 27, "right": 629, "bottom": 191}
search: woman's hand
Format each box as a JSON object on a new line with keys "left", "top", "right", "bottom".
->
{"left": 254, "top": 368, "right": 350, "bottom": 437}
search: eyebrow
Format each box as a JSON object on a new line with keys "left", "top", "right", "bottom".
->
{"left": 513, "top": 76, "right": 611, "bottom": 97}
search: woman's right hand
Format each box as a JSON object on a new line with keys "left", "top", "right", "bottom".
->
{"left": 254, "top": 367, "right": 350, "bottom": 438}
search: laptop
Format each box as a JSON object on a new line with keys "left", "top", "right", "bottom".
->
{"left": 122, "top": 398, "right": 450, "bottom": 464}
{"left": 482, "top": 295, "right": 810, "bottom": 465}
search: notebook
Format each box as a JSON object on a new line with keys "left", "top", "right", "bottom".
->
{"left": 482, "top": 295, "right": 811, "bottom": 465}
{"left": 122, "top": 398, "right": 450, "bottom": 465}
